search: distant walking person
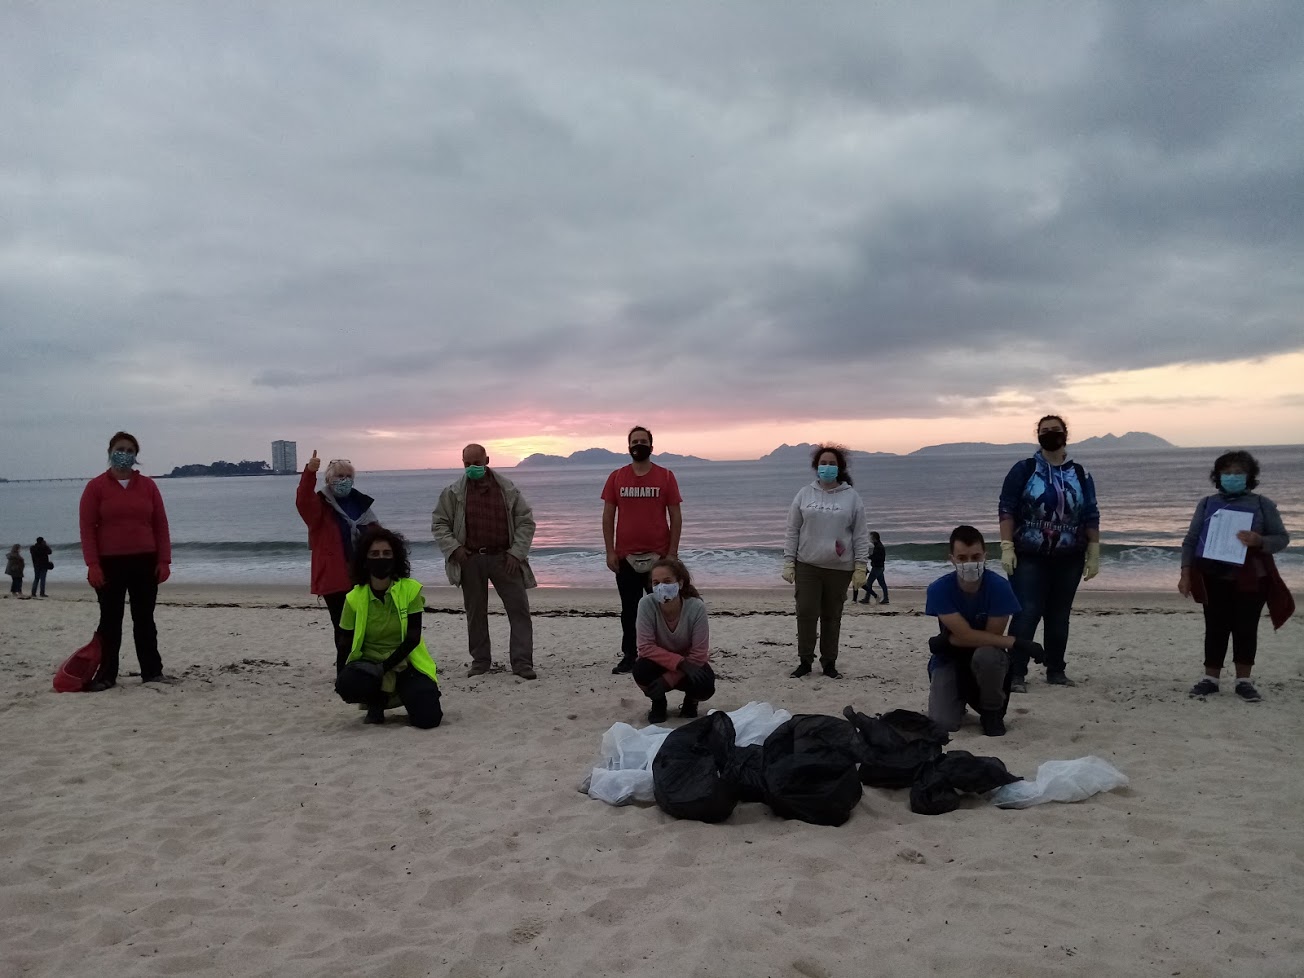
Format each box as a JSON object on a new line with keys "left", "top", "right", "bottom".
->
{"left": 297, "top": 451, "right": 379, "bottom": 671}
{"left": 783, "top": 445, "right": 869, "bottom": 679}
{"left": 854, "top": 531, "right": 889, "bottom": 604}
{"left": 5, "top": 545, "right": 23, "bottom": 596}
{"left": 29, "top": 537, "right": 52, "bottom": 597}
{"left": 432, "top": 443, "right": 538, "bottom": 680}
{"left": 1180, "top": 451, "right": 1294, "bottom": 703}
{"left": 79, "top": 432, "right": 174, "bottom": 690}
{"left": 998, "top": 414, "right": 1100, "bottom": 691}
{"left": 602, "top": 426, "right": 683, "bottom": 675}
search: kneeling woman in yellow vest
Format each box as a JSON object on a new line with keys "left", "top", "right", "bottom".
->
{"left": 334, "top": 527, "right": 442, "bottom": 728}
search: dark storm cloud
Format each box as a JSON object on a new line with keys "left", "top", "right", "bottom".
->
{"left": 0, "top": 1, "right": 1301, "bottom": 475}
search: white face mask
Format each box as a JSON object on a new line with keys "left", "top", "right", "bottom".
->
{"left": 954, "top": 560, "right": 985, "bottom": 584}
{"left": 652, "top": 582, "right": 681, "bottom": 603}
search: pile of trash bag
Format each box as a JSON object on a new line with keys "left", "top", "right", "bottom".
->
{"left": 652, "top": 712, "right": 864, "bottom": 826}
{"left": 582, "top": 701, "right": 792, "bottom": 807}
{"left": 584, "top": 702, "right": 1128, "bottom": 824}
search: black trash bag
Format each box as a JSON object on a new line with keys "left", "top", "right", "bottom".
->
{"left": 652, "top": 712, "right": 739, "bottom": 823}
{"left": 335, "top": 661, "right": 384, "bottom": 703}
{"left": 762, "top": 715, "right": 864, "bottom": 826}
{"left": 843, "top": 706, "right": 950, "bottom": 789}
{"left": 909, "top": 750, "right": 1021, "bottom": 816}
{"left": 723, "top": 744, "right": 766, "bottom": 803}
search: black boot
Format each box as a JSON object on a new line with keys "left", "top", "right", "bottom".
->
{"left": 648, "top": 696, "right": 668, "bottom": 723}
{"left": 679, "top": 697, "right": 699, "bottom": 719}
{"left": 979, "top": 711, "right": 1006, "bottom": 737}
{"left": 790, "top": 663, "right": 812, "bottom": 678}
{"left": 364, "top": 705, "right": 386, "bottom": 725}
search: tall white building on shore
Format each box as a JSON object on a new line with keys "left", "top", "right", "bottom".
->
{"left": 271, "top": 440, "right": 297, "bottom": 474}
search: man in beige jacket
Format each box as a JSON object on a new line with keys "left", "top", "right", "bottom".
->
{"left": 432, "top": 444, "right": 538, "bottom": 679}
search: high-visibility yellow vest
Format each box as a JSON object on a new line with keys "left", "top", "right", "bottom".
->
{"left": 344, "top": 578, "right": 438, "bottom": 684}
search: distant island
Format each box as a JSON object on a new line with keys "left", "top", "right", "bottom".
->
{"left": 511, "top": 432, "right": 1173, "bottom": 467}
{"left": 516, "top": 448, "right": 711, "bottom": 468}
{"left": 164, "top": 460, "right": 275, "bottom": 478}
{"left": 909, "top": 432, "right": 1175, "bottom": 456}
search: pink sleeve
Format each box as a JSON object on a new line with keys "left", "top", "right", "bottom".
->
{"left": 79, "top": 480, "right": 101, "bottom": 568}
{"left": 686, "top": 607, "right": 710, "bottom": 664}
{"left": 636, "top": 613, "right": 684, "bottom": 669}
{"left": 151, "top": 480, "right": 172, "bottom": 565}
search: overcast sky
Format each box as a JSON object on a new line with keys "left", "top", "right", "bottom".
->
{"left": 2, "top": 2, "right": 1302, "bottom": 477}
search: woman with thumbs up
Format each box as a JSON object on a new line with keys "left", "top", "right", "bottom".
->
{"left": 296, "top": 450, "right": 380, "bottom": 670}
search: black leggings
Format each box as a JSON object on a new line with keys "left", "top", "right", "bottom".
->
{"left": 336, "top": 663, "right": 443, "bottom": 728}
{"left": 322, "top": 591, "right": 349, "bottom": 671}
{"left": 1202, "top": 577, "right": 1268, "bottom": 670}
{"left": 631, "top": 657, "right": 716, "bottom": 703}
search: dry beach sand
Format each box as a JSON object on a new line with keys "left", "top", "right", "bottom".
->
{"left": 1, "top": 584, "right": 1302, "bottom": 978}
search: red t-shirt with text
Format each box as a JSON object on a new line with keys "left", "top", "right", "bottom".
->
{"left": 601, "top": 464, "right": 683, "bottom": 557}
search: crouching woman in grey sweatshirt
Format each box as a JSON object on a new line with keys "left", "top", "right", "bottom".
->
{"left": 781, "top": 445, "right": 870, "bottom": 679}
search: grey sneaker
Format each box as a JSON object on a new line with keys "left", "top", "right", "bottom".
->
{"left": 1234, "top": 680, "right": 1262, "bottom": 703}
{"left": 1046, "top": 671, "right": 1077, "bottom": 687}
{"left": 1010, "top": 676, "right": 1028, "bottom": 694}
{"left": 1189, "top": 677, "right": 1219, "bottom": 697}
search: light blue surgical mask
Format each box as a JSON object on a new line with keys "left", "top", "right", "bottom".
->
{"left": 1219, "top": 473, "right": 1247, "bottom": 495}
{"left": 816, "top": 464, "right": 839, "bottom": 484}
{"left": 109, "top": 450, "right": 136, "bottom": 469}
{"left": 331, "top": 478, "right": 353, "bottom": 497}
{"left": 465, "top": 465, "right": 486, "bottom": 480}
{"left": 653, "top": 581, "right": 681, "bottom": 604}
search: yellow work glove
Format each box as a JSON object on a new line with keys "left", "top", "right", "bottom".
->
{"left": 999, "top": 541, "right": 1017, "bottom": 577}
{"left": 781, "top": 560, "right": 796, "bottom": 584}
{"left": 851, "top": 562, "right": 867, "bottom": 591}
{"left": 1084, "top": 541, "right": 1101, "bottom": 581}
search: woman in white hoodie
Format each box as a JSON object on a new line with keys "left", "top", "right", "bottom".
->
{"left": 782, "top": 445, "right": 870, "bottom": 678}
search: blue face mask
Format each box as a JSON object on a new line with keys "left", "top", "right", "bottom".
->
{"left": 109, "top": 450, "right": 136, "bottom": 469}
{"left": 465, "top": 465, "right": 486, "bottom": 480}
{"left": 1219, "top": 473, "right": 1247, "bottom": 495}
{"left": 331, "top": 478, "right": 353, "bottom": 497}
{"left": 652, "top": 581, "right": 680, "bottom": 603}
{"left": 816, "top": 464, "right": 839, "bottom": 484}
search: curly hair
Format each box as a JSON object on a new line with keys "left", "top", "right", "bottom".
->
{"left": 649, "top": 556, "right": 702, "bottom": 601}
{"left": 1209, "top": 450, "right": 1260, "bottom": 492}
{"left": 810, "top": 444, "right": 854, "bottom": 486}
{"left": 1035, "top": 414, "right": 1068, "bottom": 437}
{"left": 350, "top": 526, "right": 412, "bottom": 586}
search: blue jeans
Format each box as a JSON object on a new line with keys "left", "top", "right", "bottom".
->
{"left": 865, "top": 566, "right": 888, "bottom": 601}
{"left": 31, "top": 568, "right": 47, "bottom": 596}
{"left": 1008, "top": 553, "right": 1085, "bottom": 677}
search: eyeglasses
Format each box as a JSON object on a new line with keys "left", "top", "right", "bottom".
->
{"left": 328, "top": 459, "right": 351, "bottom": 466}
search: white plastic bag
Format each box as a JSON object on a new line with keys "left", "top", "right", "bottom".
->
{"left": 584, "top": 702, "right": 791, "bottom": 806}
{"left": 723, "top": 701, "right": 794, "bottom": 747}
{"left": 989, "top": 756, "right": 1129, "bottom": 809}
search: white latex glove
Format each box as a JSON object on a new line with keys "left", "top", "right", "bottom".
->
{"left": 851, "top": 562, "right": 867, "bottom": 591}
{"left": 1083, "top": 541, "right": 1101, "bottom": 581}
{"left": 781, "top": 560, "right": 796, "bottom": 584}
{"left": 1000, "top": 541, "right": 1017, "bottom": 577}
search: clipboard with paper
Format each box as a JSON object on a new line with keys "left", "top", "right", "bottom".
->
{"left": 1200, "top": 508, "right": 1254, "bottom": 565}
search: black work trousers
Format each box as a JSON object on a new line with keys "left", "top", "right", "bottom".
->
{"left": 95, "top": 553, "right": 162, "bottom": 685}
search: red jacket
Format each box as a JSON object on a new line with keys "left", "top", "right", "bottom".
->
{"left": 79, "top": 471, "right": 172, "bottom": 568}
{"left": 296, "top": 468, "right": 358, "bottom": 595}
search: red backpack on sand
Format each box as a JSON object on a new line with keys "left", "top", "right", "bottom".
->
{"left": 53, "top": 633, "right": 102, "bottom": 693}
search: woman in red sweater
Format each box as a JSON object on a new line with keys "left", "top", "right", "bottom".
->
{"left": 79, "top": 431, "right": 174, "bottom": 691}
{"left": 296, "top": 450, "right": 379, "bottom": 671}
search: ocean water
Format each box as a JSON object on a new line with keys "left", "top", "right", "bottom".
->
{"left": 2, "top": 446, "right": 1301, "bottom": 591}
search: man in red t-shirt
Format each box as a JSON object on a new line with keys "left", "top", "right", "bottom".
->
{"left": 601, "top": 425, "right": 683, "bottom": 673}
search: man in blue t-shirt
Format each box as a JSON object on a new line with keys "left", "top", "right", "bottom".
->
{"left": 924, "top": 525, "right": 1044, "bottom": 737}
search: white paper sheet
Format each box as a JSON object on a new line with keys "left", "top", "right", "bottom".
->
{"left": 1201, "top": 508, "right": 1253, "bottom": 565}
